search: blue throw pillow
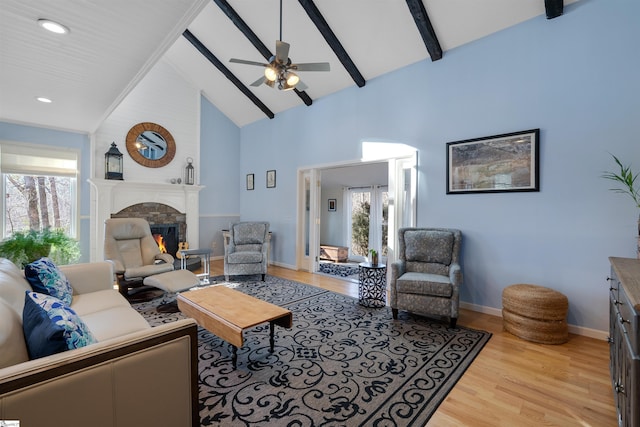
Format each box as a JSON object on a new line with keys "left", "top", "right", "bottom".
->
{"left": 22, "top": 291, "right": 97, "bottom": 359}
{"left": 24, "top": 257, "right": 73, "bottom": 305}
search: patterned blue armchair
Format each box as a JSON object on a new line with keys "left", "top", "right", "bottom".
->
{"left": 223, "top": 222, "right": 270, "bottom": 281}
{"left": 390, "top": 228, "right": 462, "bottom": 327}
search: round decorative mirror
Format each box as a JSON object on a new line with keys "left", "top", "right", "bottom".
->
{"left": 126, "top": 122, "right": 176, "bottom": 168}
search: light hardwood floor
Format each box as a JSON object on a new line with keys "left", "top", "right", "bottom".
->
{"left": 210, "top": 260, "right": 617, "bottom": 426}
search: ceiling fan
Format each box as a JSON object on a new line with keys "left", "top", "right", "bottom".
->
{"left": 229, "top": 0, "right": 330, "bottom": 91}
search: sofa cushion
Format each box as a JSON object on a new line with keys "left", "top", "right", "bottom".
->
{"left": 232, "top": 223, "right": 267, "bottom": 245}
{"left": 71, "top": 289, "right": 132, "bottom": 317}
{"left": 404, "top": 229, "right": 454, "bottom": 265}
{"left": 81, "top": 306, "right": 150, "bottom": 341}
{"left": 22, "top": 291, "right": 97, "bottom": 359}
{"left": 397, "top": 272, "right": 453, "bottom": 298}
{"left": 0, "top": 257, "right": 32, "bottom": 316}
{"left": 0, "top": 299, "right": 29, "bottom": 369}
{"left": 227, "top": 251, "right": 263, "bottom": 264}
{"left": 25, "top": 257, "right": 73, "bottom": 305}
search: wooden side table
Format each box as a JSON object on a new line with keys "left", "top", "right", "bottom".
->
{"left": 358, "top": 262, "right": 387, "bottom": 308}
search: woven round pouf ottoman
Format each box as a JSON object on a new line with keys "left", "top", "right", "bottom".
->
{"left": 502, "top": 284, "right": 569, "bottom": 344}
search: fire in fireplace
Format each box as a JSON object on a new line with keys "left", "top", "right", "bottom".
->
{"left": 149, "top": 224, "right": 179, "bottom": 257}
{"left": 149, "top": 222, "right": 200, "bottom": 272}
{"left": 153, "top": 234, "right": 168, "bottom": 253}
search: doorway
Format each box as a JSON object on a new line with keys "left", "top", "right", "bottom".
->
{"left": 297, "top": 148, "right": 416, "bottom": 274}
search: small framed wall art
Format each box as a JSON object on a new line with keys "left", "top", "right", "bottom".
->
{"left": 328, "top": 199, "right": 337, "bottom": 211}
{"left": 446, "top": 128, "right": 540, "bottom": 194}
{"left": 246, "top": 173, "right": 254, "bottom": 190}
{"left": 266, "top": 170, "right": 276, "bottom": 188}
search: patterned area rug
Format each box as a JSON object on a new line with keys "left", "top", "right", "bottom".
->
{"left": 133, "top": 275, "right": 491, "bottom": 426}
{"left": 318, "top": 261, "right": 359, "bottom": 281}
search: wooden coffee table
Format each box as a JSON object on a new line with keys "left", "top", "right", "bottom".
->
{"left": 177, "top": 285, "right": 292, "bottom": 368}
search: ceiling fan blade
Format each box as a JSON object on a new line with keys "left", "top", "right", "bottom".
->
{"left": 229, "top": 58, "right": 268, "bottom": 67}
{"left": 250, "top": 76, "right": 266, "bottom": 87}
{"left": 289, "top": 62, "right": 330, "bottom": 72}
{"left": 275, "top": 40, "right": 290, "bottom": 64}
{"left": 295, "top": 80, "right": 308, "bottom": 91}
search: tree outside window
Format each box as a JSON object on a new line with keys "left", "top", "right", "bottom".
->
{"left": 350, "top": 189, "right": 388, "bottom": 255}
{"left": 4, "top": 174, "right": 74, "bottom": 237}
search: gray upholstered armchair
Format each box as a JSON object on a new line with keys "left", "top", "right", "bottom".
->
{"left": 224, "top": 222, "right": 270, "bottom": 281}
{"left": 390, "top": 227, "right": 462, "bottom": 327}
{"left": 103, "top": 218, "right": 175, "bottom": 296}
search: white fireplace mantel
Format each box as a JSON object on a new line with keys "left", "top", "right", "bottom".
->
{"left": 88, "top": 178, "right": 204, "bottom": 262}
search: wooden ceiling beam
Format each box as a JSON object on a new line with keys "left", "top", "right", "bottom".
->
{"left": 182, "top": 30, "right": 275, "bottom": 120}
{"left": 213, "top": 0, "right": 312, "bottom": 106}
{"left": 545, "top": 0, "right": 564, "bottom": 19}
{"left": 298, "top": 0, "right": 366, "bottom": 88}
{"left": 405, "top": 0, "right": 443, "bottom": 61}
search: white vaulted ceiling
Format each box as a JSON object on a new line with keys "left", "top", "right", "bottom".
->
{"left": 0, "top": 0, "right": 577, "bottom": 132}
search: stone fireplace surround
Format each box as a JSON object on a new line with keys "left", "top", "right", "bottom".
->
{"left": 88, "top": 179, "right": 203, "bottom": 262}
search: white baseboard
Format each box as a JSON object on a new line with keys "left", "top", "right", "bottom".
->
{"left": 270, "top": 260, "right": 297, "bottom": 270}
{"left": 460, "top": 302, "right": 608, "bottom": 341}
{"left": 460, "top": 301, "right": 502, "bottom": 317}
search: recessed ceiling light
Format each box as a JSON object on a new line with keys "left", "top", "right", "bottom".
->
{"left": 36, "top": 97, "right": 53, "bottom": 103}
{"left": 37, "top": 19, "right": 70, "bottom": 34}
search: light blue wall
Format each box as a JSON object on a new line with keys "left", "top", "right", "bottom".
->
{"left": 238, "top": 0, "right": 640, "bottom": 332}
{"left": 321, "top": 187, "right": 344, "bottom": 247}
{"left": 199, "top": 96, "right": 241, "bottom": 256}
{"left": 0, "top": 122, "right": 91, "bottom": 262}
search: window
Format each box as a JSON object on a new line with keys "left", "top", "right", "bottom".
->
{"left": 346, "top": 185, "right": 388, "bottom": 260}
{"left": 1, "top": 142, "right": 78, "bottom": 238}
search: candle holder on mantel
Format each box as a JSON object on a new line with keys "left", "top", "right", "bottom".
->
{"left": 105, "top": 142, "right": 123, "bottom": 180}
{"left": 185, "top": 157, "right": 194, "bottom": 185}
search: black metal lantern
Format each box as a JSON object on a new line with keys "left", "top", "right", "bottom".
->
{"left": 185, "top": 157, "right": 194, "bottom": 185}
{"left": 105, "top": 142, "right": 123, "bottom": 180}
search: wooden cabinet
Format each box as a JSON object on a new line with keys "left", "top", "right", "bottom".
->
{"left": 609, "top": 257, "right": 640, "bottom": 427}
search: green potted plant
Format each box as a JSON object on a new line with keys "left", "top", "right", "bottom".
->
{"left": 369, "top": 249, "right": 378, "bottom": 266}
{"left": 0, "top": 228, "right": 80, "bottom": 268}
{"left": 602, "top": 153, "right": 640, "bottom": 257}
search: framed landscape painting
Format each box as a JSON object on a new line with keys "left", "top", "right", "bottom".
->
{"left": 446, "top": 129, "right": 540, "bottom": 194}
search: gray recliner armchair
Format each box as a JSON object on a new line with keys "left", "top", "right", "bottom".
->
{"left": 224, "top": 222, "right": 270, "bottom": 281}
{"left": 103, "top": 218, "right": 175, "bottom": 297}
{"left": 390, "top": 227, "right": 462, "bottom": 327}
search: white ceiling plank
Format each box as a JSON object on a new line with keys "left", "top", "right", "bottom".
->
{"left": 0, "top": 0, "right": 581, "bottom": 131}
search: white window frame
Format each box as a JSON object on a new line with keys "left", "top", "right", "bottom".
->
{"left": 0, "top": 141, "right": 80, "bottom": 238}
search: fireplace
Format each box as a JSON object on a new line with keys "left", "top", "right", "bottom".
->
{"left": 149, "top": 222, "right": 201, "bottom": 271}
{"left": 87, "top": 179, "right": 202, "bottom": 263}
{"left": 150, "top": 224, "right": 179, "bottom": 257}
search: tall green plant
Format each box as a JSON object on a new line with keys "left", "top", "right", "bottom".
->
{"left": 602, "top": 153, "right": 640, "bottom": 209}
{"left": 0, "top": 228, "right": 80, "bottom": 268}
{"left": 352, "top": 201, "right": 370, "bottom": 256}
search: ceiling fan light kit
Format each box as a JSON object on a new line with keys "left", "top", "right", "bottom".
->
{"left": 229, "top": 0, "right": 329, "bottom": 92}
{"left": 264, "top": 67, "right": 278, "bottom": 82}
{"left": 286, "top": 72, "right": 299, "bottom": 86}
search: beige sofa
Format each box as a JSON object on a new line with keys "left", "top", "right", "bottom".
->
{"left": 0, "top": 258, "right": 199, "bottom": 427}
